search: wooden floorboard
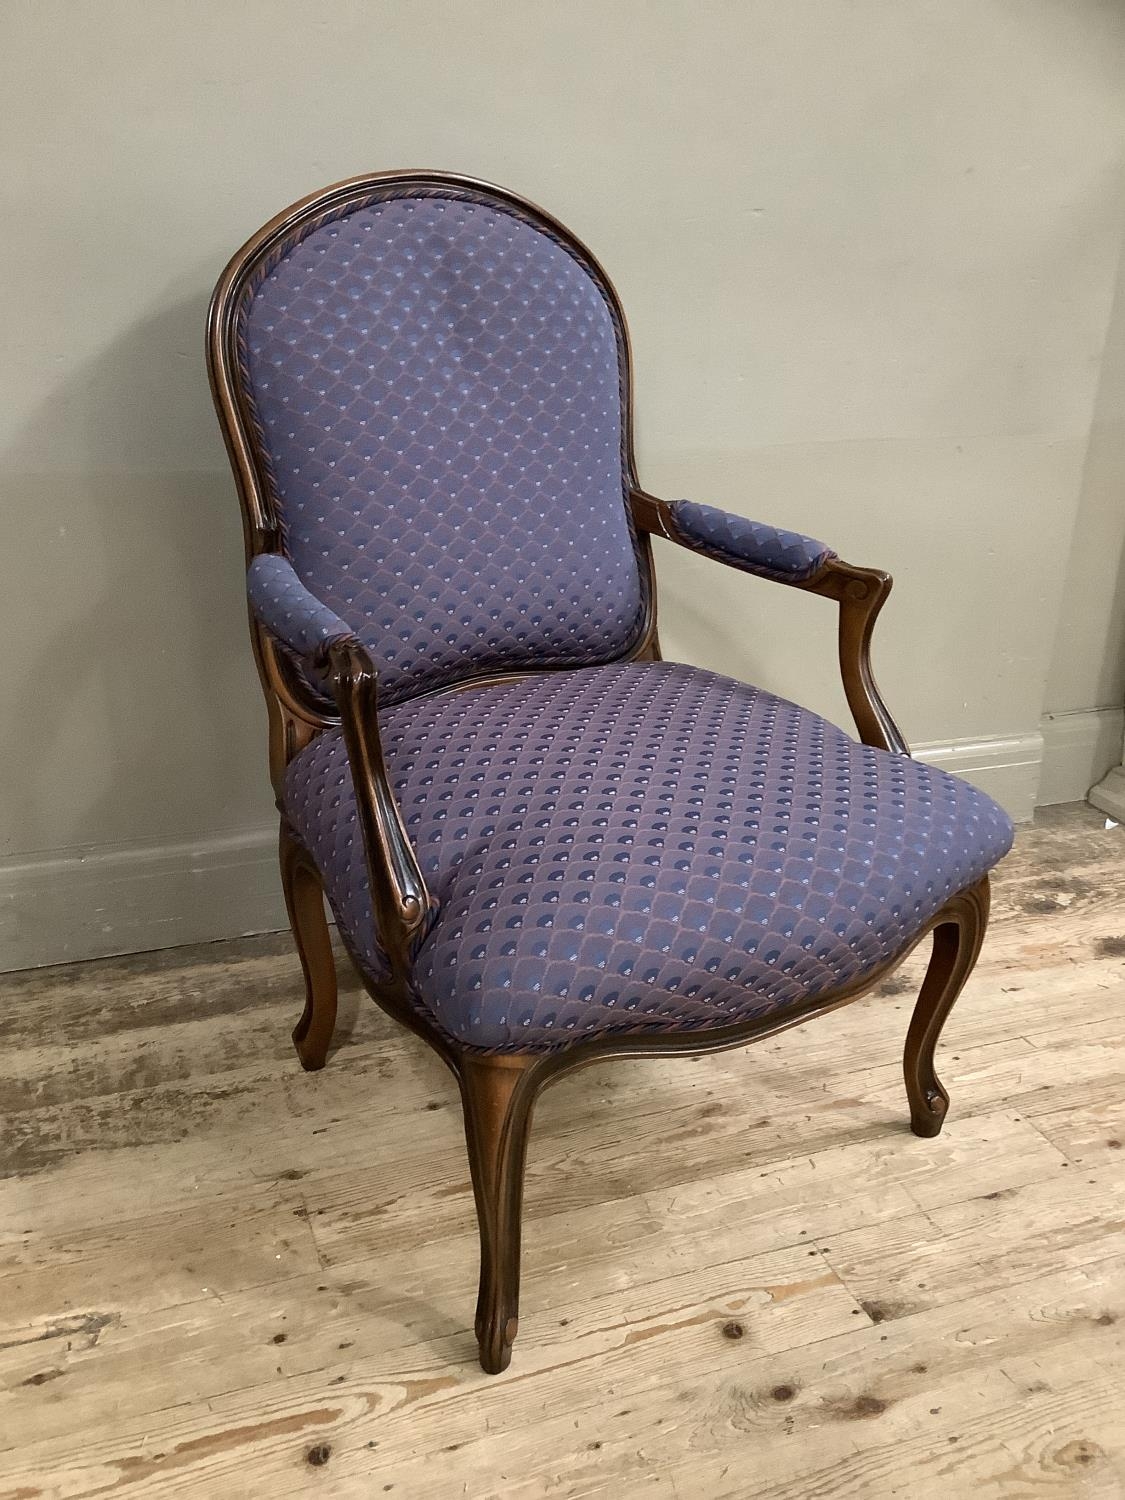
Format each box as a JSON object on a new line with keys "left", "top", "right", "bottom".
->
{"left": 1, "top": 802, "right": 1123, "bottom": 1498}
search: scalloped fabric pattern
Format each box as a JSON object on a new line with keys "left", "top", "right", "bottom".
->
{"left": 241, "top": 193, "right": 646, "bottom": 705}
{"left": 666, "top": 500, "right": 835, "bottom": 582}
{"left": 282, "top": 661, "right": 1013, "bottom": 1052}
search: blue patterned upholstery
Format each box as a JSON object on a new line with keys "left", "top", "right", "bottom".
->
{"left": 282, "top": 662, "right": 1014, "bottom": 1052}
{"left": 666, "top": 500, "right": 834, "bottom": 582}
{"left": 247, "top": 553, "right": 355, "bottom": 664}
{"left": 238, "top": 187, "right": 647, "bottom": 706}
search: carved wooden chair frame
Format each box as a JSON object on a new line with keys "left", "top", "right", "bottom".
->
{"left": 208, "top": 170, "right": 992, "bottom": 1374}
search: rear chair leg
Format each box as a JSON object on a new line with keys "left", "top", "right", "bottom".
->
{"left": 279, "top": 822, "right": 338, "bottom": 1071}
{"left": 904, "top": 876, "right": 991, "bottom": 1137}
{"left": 458, "top": 1052, "right": 542, "bottom": 1374}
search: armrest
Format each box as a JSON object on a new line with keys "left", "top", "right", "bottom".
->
{"left": 248, "top": 559, "right": 432, "bottom": 978}
{"left": 630, "top": 488, "right": 908, "bottom": 756}
{"left": 247, "top": 553, "right": 355, "bottom": 664}
{"left": 661, "top": 498, "right": 836, "bottom": 584}
{"left": 325, "top": 637, "right": 435, "bottom": 980}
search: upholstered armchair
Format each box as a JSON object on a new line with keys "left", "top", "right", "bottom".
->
{"left": 208, "top": 172, "right": 1013, "bottom": 1374}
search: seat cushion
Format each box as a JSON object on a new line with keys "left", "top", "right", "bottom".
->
{"left": 282, "top": 662, "right": 1013, "bottom": 1052}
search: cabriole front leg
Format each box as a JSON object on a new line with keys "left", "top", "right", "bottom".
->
{"left": 458, "top": 1052, "right": 543, "bottom": 1373}
{"left": 904, "top": 877, "right": 991, "bottom": 1137}
{"left": 279, "top": 822, "right": 339, "bottom": 1072}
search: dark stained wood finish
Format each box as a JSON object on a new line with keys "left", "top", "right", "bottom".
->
{"left": 802, "top": 561, "right": 908, "bottom": 756}
{"left": 278, "top": 822, "right": 338, "bottom": 1072}
{"left": 458, "top": 1053, "right": 542, "bottom": 1374}
{"left": 326, "top": 638, "right": 432, "bottom": 981}
{"left": 905, "top": 877, "right": 991, "bottom": 1137}
{"left": 207, "top": 170, "right": 1001, "bottom": 1373}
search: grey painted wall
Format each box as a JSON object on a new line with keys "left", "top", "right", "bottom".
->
{"left": 1040, "top": 227, "right": 1125, "bottom": 803}
{"left": 2, "top": 1, "right": 1124, "bottom": 968}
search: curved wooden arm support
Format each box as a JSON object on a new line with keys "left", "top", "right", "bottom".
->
{"left": 326, "top": 637, "right": 433, "bottom": 977}
{"left": 799, "top": 559, "right": 909, "bottom": 755}
{"left": 629, "top": 489, "right": 908, "bottom": 755}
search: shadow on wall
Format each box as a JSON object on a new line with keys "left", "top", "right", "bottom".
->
{"left": 1, "top": 286, "right": 272, "bottom": 862}
{"left": 1047, "top": 217, "right": 1125, "bottom": 726}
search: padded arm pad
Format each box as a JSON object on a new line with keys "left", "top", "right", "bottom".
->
{"left": 664, "top": 500, "right": 835, "bottom": 583}
{"left": 247, "top": 553, "right": 355, "bottom": 663}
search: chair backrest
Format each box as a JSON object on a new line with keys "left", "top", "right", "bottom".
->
{"left": 216, "top": 176, "right": 650, "bottom": 705}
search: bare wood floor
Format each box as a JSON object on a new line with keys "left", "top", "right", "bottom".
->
{"left": 1, "top": 804, "right": 1123, "bottom": 1498}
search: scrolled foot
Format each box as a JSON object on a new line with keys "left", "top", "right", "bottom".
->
{"left": 909, "top": 1084, "right": 949, "bottom": 1139}
{"left": 292, "top": 1013, "right": 331, "bottom": 1072}
{"left": 476, "top": 1306, "right": 518, "bottom": 1374}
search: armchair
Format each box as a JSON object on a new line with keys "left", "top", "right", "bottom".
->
{"left": 208, "top": 172, "right": 1012, "bottom": 1374}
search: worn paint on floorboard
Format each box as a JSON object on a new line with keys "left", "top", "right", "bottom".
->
{"left": 0, "top": 803, "right": 1123, "bottom": 1498}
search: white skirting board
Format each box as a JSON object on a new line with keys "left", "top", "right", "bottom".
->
{"left": 913, "top": 731, "right": 1043, "bottom": 825}
{"left": 917, "top": 707, "right": 1125, "bottom": 821}
{"left": 0, "top": 718, "right": 1109, "bottom": 974}
{"left": 1038, "top": 705, "right": 1125, "bottom": 810}
{"left": 1037, "top": 707, "right": 1125, "bottom": 808}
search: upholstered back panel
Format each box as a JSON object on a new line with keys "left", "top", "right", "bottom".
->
{"left": 238, "top": 186, "right": 647, "bottom": 703}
